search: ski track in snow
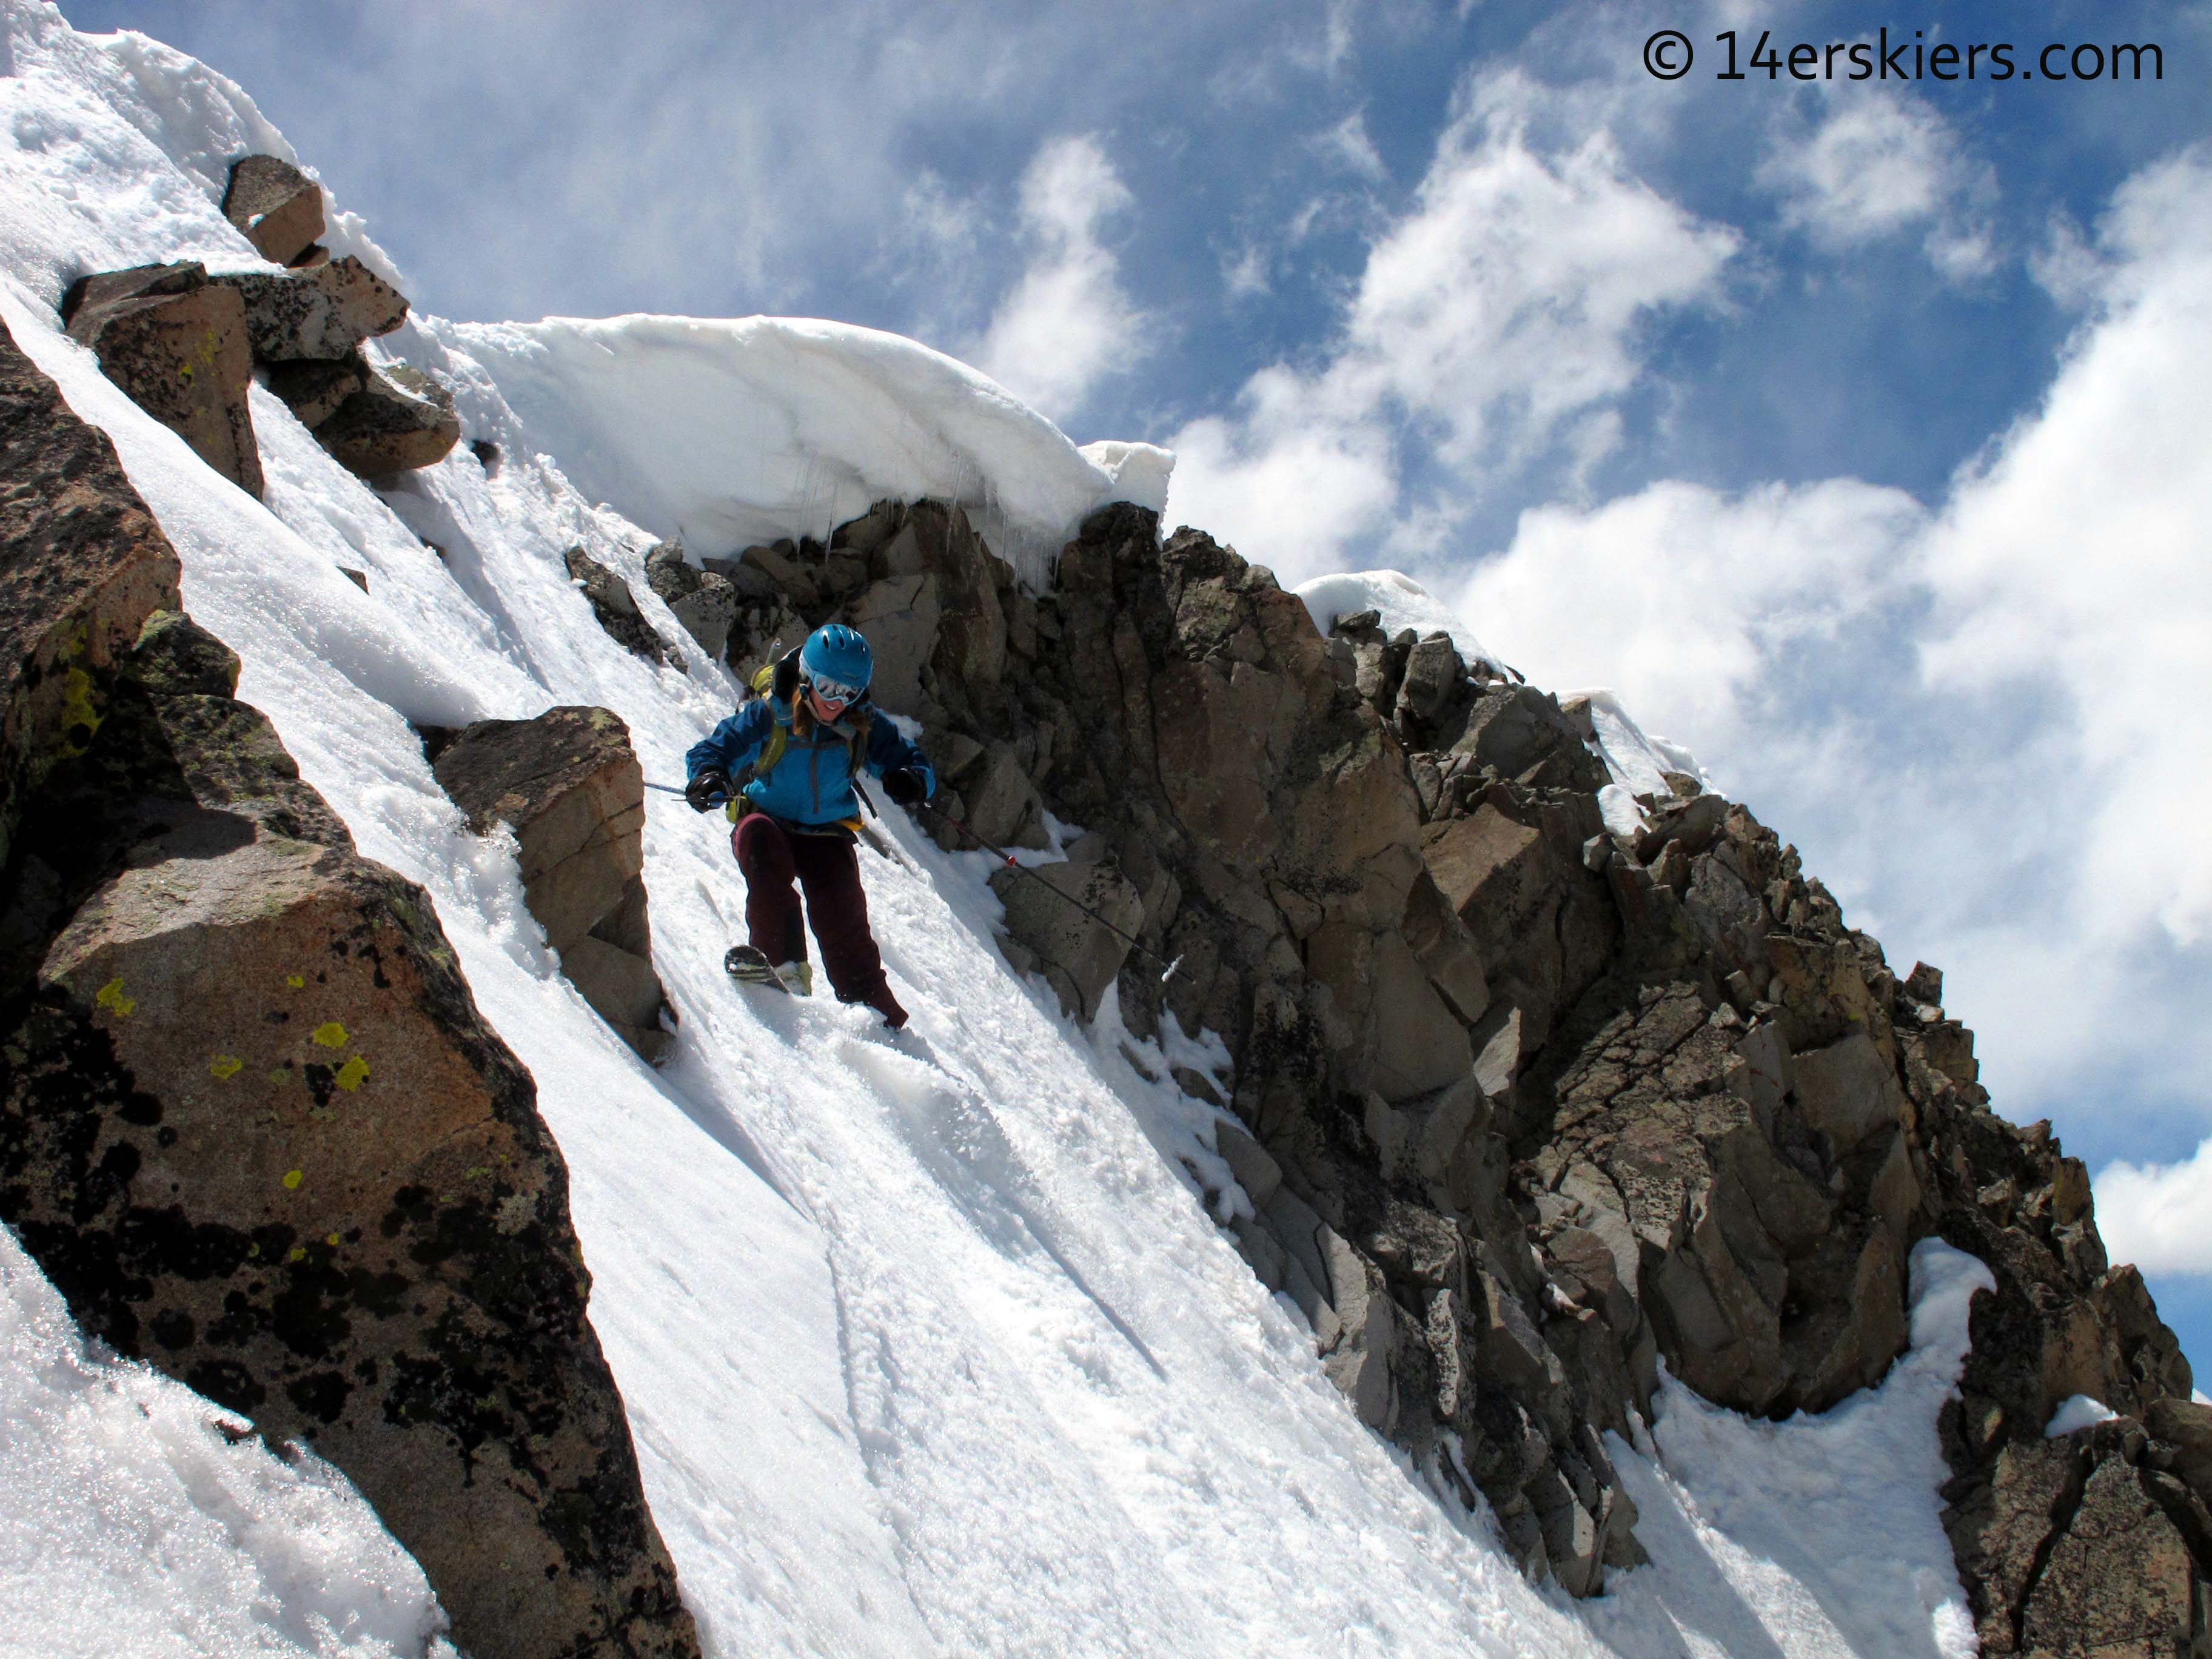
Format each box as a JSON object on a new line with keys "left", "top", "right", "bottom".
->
{"left": 0, "top": 8, "right": 1991, "bottom": 1655}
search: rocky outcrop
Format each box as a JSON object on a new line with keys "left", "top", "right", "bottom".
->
{"left": 312, "top": 359, "right": 461, "bottom": 477}
{"left": 1945, "top": 1416, "right": 2212, "bottom": 1657}
{"left": 565, "top": 546, "right": 672, "bottom": 668}
{"left": 643, "top": 542, "right": 737, "bottom": 661}
{"left": 1924, "top": 1027, "right": 2208, "bottom": 1654}
{"left": 0, "top": 316, "right": 698, "bottom": 1659}
{"left": 59, "top": 262, "right": 261, "bottom": 498}
{"left": 206, "top": 253, "right": 461, "bottom": 477}
{"left": 428, "top": 707, "right": 672, "bottom": 1065}
{"left": 715, "top": 491, "right": 2202, "bottom": 1625}
{"left": 264, "top": 349, "right": 462, "bottom": 478}
{"left": 709, "top": 552, "right": 808, "bottom": 688}
{"left": 0, "top": 312, "right": 186, "bottom": 871}
{"left": 221, "top": 154, "right": 326, "bottom": 267}
{"left": 209, "top": 256, "right": 408, "bottom": 362}
{"left": 69, "top": 193, "right": 457, "bottom": 487}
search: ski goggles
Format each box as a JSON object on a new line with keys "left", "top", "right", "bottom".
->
{"left": 803, "top": 673, "right": 867, "bottom": 712}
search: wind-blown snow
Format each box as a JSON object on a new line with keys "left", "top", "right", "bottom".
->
{"left": 441, "top": 312, "right": 1171, "bottom": 589}
{"left": 0, "top": 1227, "right": 453, "bottom": 1659}
{"left": 0, "top": 8, "right": 1991, "bottom": 1655}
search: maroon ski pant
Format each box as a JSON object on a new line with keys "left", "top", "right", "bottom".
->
{"left": 732, "top": 811, "right": 905, "bottom": 1024}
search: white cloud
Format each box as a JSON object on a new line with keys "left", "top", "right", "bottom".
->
{"left": 1162, "top": 369, "right": 1398, "bottom": 567}
{"left": 1758, "top": 88, "right": 1997, "bottom": 280}
{"left": 1220, "top": 241, "right": 1272, "bottom": 300}
{"left": 1166, "top": 71, "right": 1738, "bottom": 583}
{"left": 1918, "top": 147, "right": 2212, "bottom": 948}
{"left": 1342, "top": 80, "right": 1737, "bottom": 471}
{"left": 1454, "top": 148, "right": 2212, "bottom": 1244}
{"left": 2098, "top": 1138, "right": 2212, "bottom": 1275}
{"left": 1458, "top": 477, "right": 1926, "bottom": 752}
{"left": 1316, "top": 110, "right": 1387, "bottom": 181}
{"left": 973, "top": 135, "right": 1144, "bottom": 421}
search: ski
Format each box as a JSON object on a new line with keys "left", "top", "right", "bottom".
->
{"left": 725, "top": 945, "right": 812, "bottom": 996}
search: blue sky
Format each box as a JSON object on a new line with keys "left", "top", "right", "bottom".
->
{"left": 61, "top": 0, "right": 2212, "bottom": 1373}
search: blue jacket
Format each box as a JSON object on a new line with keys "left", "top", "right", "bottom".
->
{"left": 685, "top": 699, "right": 935, "bottom": 828}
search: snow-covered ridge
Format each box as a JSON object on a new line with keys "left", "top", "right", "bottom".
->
{"left": 441, "top": 315, "right": 1170, "bottom": 589}
{"left": 0, "top": 0, "right": 1167, "bottom": 597}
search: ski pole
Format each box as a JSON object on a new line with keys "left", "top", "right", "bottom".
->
{"left": 915, "top": 802, "right": 1189, "bottom": 985}
{"left": 648, "top": 780, "right": 907, "bottom": 866}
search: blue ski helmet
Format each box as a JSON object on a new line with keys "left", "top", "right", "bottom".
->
{"left": 800, "top": 623, "right": 873, "bottom": 702}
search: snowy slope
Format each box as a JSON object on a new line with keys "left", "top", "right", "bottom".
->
{"left": 1, "top": 8, "right": 1987, "bottom": 1655}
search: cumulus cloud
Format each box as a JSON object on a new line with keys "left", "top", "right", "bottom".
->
{"left": 1460, "top": 477, "right": 1927, "bottom": 752}
{"left": 1342, "top": 83, "right": 1738, "bottom": 471}
{"left": 1758, "top": 87, "right": 1997, "bottom": 280}
{"left": 1456, "top": 147, "right": 2212, "bottom": 1266}
{"left": 1918, "top": 147, "right": 2212, "bottom": 948}
{"left": 2099, "top": 1140, "right": 2212, "bottom": 1275}
{"left": 1164, "top": 368, "right": 1399, "bottom": 572}
{"left": 973, "top": 135, "right": 1144, "bottom": 421}
{"left": 1167, "top": 72, "right": 1738, "bottom": 580}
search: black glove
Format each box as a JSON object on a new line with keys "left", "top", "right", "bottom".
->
{"left": 883, "top": 766, "right": 928, "bottom": 808}
{"left": 685, "top": 769, "right": 729, "bottom": 812}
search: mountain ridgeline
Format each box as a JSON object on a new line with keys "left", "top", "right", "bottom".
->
{"left": 4, "top": 146, "right": 2208, "bottom": 1653}
{"left": 706, "top": 497, "right": 2210, "bottom": 1651}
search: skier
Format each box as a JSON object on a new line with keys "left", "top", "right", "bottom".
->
{"left": 684, "top": 623, "right": 934, "bottom": 1027}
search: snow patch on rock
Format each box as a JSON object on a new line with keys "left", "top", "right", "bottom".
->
{"left": 1295, "top": 567, "right": 1504, "bottom": 671}
{"left": 1588, "top": 1241, "right": 1994, "bottom": 1659}
{"left": 2045, "top": 1395, "right": 2121, "bottom": 1436}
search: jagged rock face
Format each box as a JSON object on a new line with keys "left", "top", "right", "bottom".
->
{"left": 58, "top": 263, "right": 262, "bottom": 498}
{"left": 0, "top": 315, "right": 185, "bottom": 870}
{"left": 748, "top": 492, "right": 2204, "bottom": 1624}
{"left": 428, "top": 706, "right": 671, "bottom": 1065}
{"left": 1924, "top": 1037, "right": 2208, "bottom": 1653}
{"left": 807, "top": 501, "right": 1649, "bottom": 1592}
{"left": 564, "top": 546, "right": 673, "bottom": 668}
{"left": 221, "top": 155, "right": 326, "bottom": 267}
{"left": 643, "top": 541, "right": 738, "bottom": 660}
{"left": 0, "top": 326, "right": 698, "bottom": 1659}
{"left": 989, "top": 833, "right": 1144, "bottom": 1021}
{"left": 1945, "top": 1420, "right": 2212, "bottom": 1658}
